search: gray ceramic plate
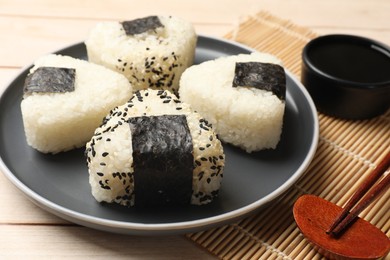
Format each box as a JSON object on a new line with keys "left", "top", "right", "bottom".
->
{"left": 0, "top": 35, "right": 318, "bottom": 235}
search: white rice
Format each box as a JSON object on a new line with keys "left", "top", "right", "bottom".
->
{"left": 21, "top": 54, "right": 133, "bottom": 154}
{"left": 85, "top": 89, "right": 225, "bottom": 206}
{"left": 85, "top": 16, "right": 197, "bottom": 95}
{"left": 179, "top": 52, "right": 286, "bottom": 153}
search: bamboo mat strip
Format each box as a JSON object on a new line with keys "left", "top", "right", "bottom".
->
{"left": 186, "top": 11, "right": 390, "bottom": 259}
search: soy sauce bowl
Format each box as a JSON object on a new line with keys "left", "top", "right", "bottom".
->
{"left": 301, "top": 34, "right": 390, "bottom": 119}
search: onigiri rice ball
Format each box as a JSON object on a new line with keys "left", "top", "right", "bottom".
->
{"left": 179, "top": 52, "right": 286, "bottom": 153}
{"left": 85, "top": 15, "right": 197, "bottom": 95}
{"left": 21, "top": 54, "right": 133, "bottom": 153}
{"left": 85, "top": 89, "right": 225, "bottom": 207}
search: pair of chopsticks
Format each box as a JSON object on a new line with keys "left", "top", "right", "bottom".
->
{"left": 327, "top": 151, "right": 390, "bottom": 237}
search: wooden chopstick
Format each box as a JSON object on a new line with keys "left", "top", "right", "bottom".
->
{"left": 327, "top": 151, "right": 390, "bottom": 237}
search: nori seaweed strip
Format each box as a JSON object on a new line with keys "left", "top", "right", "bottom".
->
{"left": 24, "top": 67, "right": 76, "bottom": 94}
{"left": 129, "top": 115, "right": 193, "bottom": 207}
{"left": 121, "top": 16, "right": 164, "bottom": 36}
{"left": 232, "top": 62, "right": 286, "bottom": 100}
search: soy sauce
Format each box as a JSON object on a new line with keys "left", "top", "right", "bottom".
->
{"left": 308, "top": 41, "right": 390, "bottom": 84}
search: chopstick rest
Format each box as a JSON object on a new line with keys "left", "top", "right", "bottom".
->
{"left": 293, "top": 151, "right": 390, "bottom": 260}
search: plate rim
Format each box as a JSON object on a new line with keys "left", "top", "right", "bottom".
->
{"left": 0, "top": 34, "right": 319, "bottom": 234}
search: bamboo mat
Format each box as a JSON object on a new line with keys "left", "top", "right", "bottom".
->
{"left": 186, "top": 11, "right": 390, "bottom": 260}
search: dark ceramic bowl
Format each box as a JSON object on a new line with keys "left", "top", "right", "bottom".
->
{"left": 301, "top": 34, "right": 390, "bottom": 119}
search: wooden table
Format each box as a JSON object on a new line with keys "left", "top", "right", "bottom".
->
{"left": 1, "top": 0, "right": 389, "bottom": 258}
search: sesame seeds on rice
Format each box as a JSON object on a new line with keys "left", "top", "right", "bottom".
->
{"left": 86, "top": 89, "right": 225, "bottom": 206}
{"left": 85, "top": 16, "right": 197, "bottom": 95}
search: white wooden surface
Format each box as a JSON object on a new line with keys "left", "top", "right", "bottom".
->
{"left": 1, "top": 0, "right": 389, "bottom": 258}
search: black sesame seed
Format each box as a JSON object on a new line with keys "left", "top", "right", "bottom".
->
{"left": 99, "top": 180, "right": 111, "bottom": 190}
{"left": 102, "top": 152, "right": 109, "bottom": 157}
{"left": 97, "top": 172, "right": 104, "bottom": 176}
{"left": 111, "top": 124, "right": 118, "bottom": 132}
{"left": 116, "top": 172, "right": 123, "bottom": 180}
{"left": 151, "top": 68, "right": 161, "bottom": 75}
{"left": 200, "top": 125, "right": 208, "bottom": 131}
